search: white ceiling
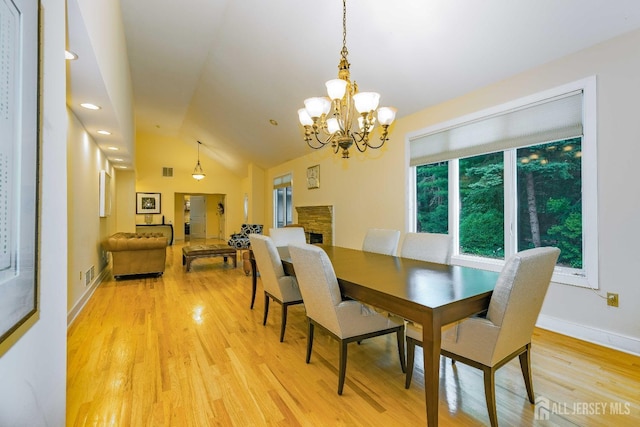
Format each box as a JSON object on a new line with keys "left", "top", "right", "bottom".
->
{"left": 66, "top": 0, "right": 640, "bottom": 176}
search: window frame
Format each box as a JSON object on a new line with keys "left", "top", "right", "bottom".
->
{"left": 273, "top": 173, "right": 293, "bottom": 228}
{"left": 407, "top": 77, "right": 598, "bottom": 289}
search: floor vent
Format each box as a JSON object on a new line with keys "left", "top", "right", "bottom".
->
{"left": 162, "top": 167, "right": 173, "bottom": 177}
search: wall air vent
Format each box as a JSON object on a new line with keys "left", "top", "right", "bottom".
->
{"left": 162, "top": 167, "right": 173, "bottom": 177}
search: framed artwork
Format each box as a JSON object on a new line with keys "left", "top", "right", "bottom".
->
{"left": 136, "top": 192, "right": 161, "bottom": 214}
{"left": 307, "top": 164, "right": 320, "bottom": 189}
{"left": 0, "top": 0, "right": 40, "bottom": 347}
{"left": 99, "top": 170, "right": 111, "bottom": 217}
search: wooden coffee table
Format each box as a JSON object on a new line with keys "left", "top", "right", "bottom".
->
{"left": 182, "top": 244, "right": 237, "bottom": 271}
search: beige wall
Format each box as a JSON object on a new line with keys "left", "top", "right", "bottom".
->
{"left": 266, "top": 29, "right": 640, "bottom": 354}
{"left": 115, "top": 169, "right": 136, "bottom": 232}
{"left": 135, "top": 131, "right": 244, "bottom": 238}
{"left": 67, "top": 110, "right": 117, "bottom": 319}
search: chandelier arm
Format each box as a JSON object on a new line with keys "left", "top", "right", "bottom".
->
{"left": 365, "top": 134, "right": 388, "bottom": 149}
{"left": 303, "top": 126, "right": 333, "bottom": 150}
{"left": 352, "top": 138, "right": 369, "bottom": 153}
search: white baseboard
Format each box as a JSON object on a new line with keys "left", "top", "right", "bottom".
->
{"left": 67, "top": 266, "right": 109, "bottom": 327}
{"left": 536, "top": 314, "right": 640, "bottom": 356}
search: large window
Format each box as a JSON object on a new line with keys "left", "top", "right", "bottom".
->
{"left": 409, "top": 78, "right": 597, "bottom": 288}
{"left": 273, "top": 173, "right": 293, "bottom": 228}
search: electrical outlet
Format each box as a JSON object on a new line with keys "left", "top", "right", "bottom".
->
{"left": 607, "top": 292, "right": 619, "bottom": 307}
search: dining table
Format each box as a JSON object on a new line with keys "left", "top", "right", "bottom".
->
{"left": 271, "top": 244, "right": 500, "bottom": 426}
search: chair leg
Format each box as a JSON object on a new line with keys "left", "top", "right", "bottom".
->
{"left": 338, "top": 340, "right": 348, "bottom": 395}
{"left": 305, "top": 321, "right": 314, "bottom": 363}
{"left": 262, "top": 293, "right": 270, "bottom": 326}
{"left": 405, "top": 337, "right": 416, "bottom": 389}
{"left": 397, "top": 327, "right": 406, "bottom": 373}
{"left": 483, "top": 366, "right": 498, "bottom": 427}
{"left": 279, "top": 303, "right": 288, "bottom": 342}
{"left": 519, "top": 343, "right": 535, "bottom": 403}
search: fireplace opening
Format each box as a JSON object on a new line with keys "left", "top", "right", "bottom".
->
{"left": 308, "top": 232, "right": 323, "bottom": 244}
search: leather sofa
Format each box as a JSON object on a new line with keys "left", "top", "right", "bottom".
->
{"left": 103, "top": 232, "right": 168, "bottom": 278}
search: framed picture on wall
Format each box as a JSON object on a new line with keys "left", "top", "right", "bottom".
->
{"left": 307, "top": 164, "right": 320, "bottom": 189}
{"left": 0, "top": 0, "right": 40, "bottom": 349}
{"left": 136, "top": 192, "right": 161, "bottom": 214}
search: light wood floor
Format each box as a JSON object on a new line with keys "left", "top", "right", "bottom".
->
{"left": 67, "top": 241, "right": 640, "bottom": 426}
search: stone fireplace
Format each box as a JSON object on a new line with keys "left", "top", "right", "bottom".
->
{"left": 295, "top": 205, "right": 333, "bottom": 246}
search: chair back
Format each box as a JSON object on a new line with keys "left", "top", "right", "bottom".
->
{"left": 400, "top": 232, "right": 452, "bottom": 264}
{"left": 488, "top": 247, "right": 560, "bottom": 363}
{"left": 249, "top": 235, "right": 300, "bottom": 302}
{"left": 362, "top": 228, "right": 401, "bottom": 256}
{"left": 241, "top": 224, "right": 263, "bottom": 237}
{"left": 288, "top": 243, "right": 343, "bottom": 334}
{"left": 269, "top": 227, "right": 306, "bottom": 247}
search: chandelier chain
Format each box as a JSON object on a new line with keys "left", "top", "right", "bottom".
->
{"left": 341, "top": 0, "right": 348, "bottom": 60}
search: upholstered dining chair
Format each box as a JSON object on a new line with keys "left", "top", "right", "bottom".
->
{"left": 362, "top": 228, "right": 401, "bottom": 256}
{"left": 268, "top": 227, "right": 306, "bottom": 248}
{"left": 249, "top": 235, "right": 303, "bottom": 342}
{"left": 400, "top": 232, "right": 452, "bottom": 264}
{"left": 288, "top": 243, "right": 406, "bottom": 395}
{"left": 405, "top": 246, "right": 560, "bottom": 427}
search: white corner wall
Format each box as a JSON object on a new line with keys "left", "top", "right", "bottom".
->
{"left": 0, "top": 0, "right": 68, "bottom": 425}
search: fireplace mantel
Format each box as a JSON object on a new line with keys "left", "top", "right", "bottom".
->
{"left": 295, "top": 205, "right": 333, "bottom": 246}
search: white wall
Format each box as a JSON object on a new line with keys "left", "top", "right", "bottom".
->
{"left": 67, "top": 109, "right": 116, "bottom": 322}
{"left": 0, "top": 0, "right": 68, "bottom": 425}
{"left": 267, "top": 29, "right": 640, "bottom": 355}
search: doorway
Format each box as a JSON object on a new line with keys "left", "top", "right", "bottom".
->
{"left": 178, "top": 193, "right": 226, "bottom": 243}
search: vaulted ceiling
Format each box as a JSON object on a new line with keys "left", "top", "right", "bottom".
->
{"left": 66, "top": 0, "right": 640, "bottom": 176}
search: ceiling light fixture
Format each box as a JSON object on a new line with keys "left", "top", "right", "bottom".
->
{"left": 192, "top": 141, "right": 206, "bottom": 180}
{"left": 97, "top": 130, "right": 111, "bottom": 135}
{"left": 80, "top": 103, "right": 101, "bottom": 110}
{"left": 297, "top": 0, "right": 396, "bottom": 159}
{"left": 65, "top": 50, "right": 78, "bottom": 60}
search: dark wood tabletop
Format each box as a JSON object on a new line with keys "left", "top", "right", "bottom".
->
{"left": 279, "top": 245, "right": 500, "bottom": 426}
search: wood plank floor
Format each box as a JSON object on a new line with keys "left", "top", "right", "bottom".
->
{"left": 67, "top": 241, "right": 640, "bottom": 426}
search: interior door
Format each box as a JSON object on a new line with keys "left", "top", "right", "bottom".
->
{"left": 189, "top": 196, "right": 206, "bottom": 240}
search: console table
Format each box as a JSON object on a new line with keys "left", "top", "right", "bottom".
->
{"left": 135, "top": 223, "right": 174, "bottom": 245}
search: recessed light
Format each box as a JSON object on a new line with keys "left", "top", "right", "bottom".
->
{"left": 112, "top": 158, "right": 124, "bottom": 162}
{"left": 97, "top": 130, "right": 111, "bottom": 135}
{"left": 107, "top": 146, "right": 119, "bottom": 151}
{"left": 65, "top": 50, "right": 78, "bottom": 60}
{"left": 80, "top": 103, "right": 101, "bottom": 110}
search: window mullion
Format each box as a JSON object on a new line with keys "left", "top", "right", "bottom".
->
{"left": 450, "top": 159, "right": 460, "bottom": 257}
{"left": 504, "top": 150, "right": 517, "bottom": 258}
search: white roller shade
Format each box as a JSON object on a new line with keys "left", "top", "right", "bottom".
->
{"left": 410, "top": 91, "right": 583, "bottom": 166}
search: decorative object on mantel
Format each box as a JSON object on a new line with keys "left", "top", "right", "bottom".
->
{"left": 307, "top": 165, "right": 320, "bottom": 189}
{"left": 192, "top": 141, "right": 206, "bottom": 180}
{"left": 297, "top": 0, "right": 397, "bottom": 159}
{"left": 144, "top": 214, "right": 153, "bottom": 224}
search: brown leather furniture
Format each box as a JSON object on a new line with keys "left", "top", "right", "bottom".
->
{"left": 103, "top": 232, "right": 168, "bottom": 278}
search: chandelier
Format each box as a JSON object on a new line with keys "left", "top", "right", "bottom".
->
{"left": 297, "top": 0, "right": 396, "bottom": 159}
{"left": 192, "top": 141, "right": 205, "bottom": 180}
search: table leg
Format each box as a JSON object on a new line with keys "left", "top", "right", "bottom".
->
{"left": 422, "top": 313, "right": 441, "bottom": 426}
{"left": 250, "top": 256, "right": 257, "bottom": 309}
